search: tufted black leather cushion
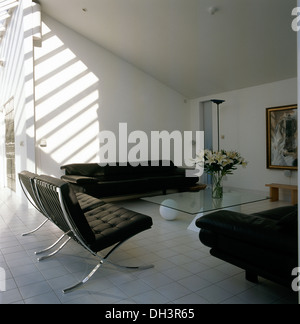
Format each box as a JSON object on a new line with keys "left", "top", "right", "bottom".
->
{"left": 76, "top": 193, "right": 106, "bottom": 212}
{"left": 76, "top": 192, "right": 153, "bottom": 251}
{"left": 36, "top": 176, "right": 153, "bottom": 253}
{"left": 84, "top": 202, "right": 153, "bottom": 252}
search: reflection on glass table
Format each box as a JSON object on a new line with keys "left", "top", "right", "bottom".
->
{"left": 142, "top": 187, "right": 269, "bottom": 230}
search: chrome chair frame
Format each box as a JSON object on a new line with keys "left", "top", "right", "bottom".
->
{"left": 35, "top": 233, "right": 71, "bottom": 262}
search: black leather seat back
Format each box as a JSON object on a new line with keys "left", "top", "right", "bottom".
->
{"left": 34, "top": 175, "right": 95, "bottom": 246}
{"left": 18, "top": 171, "right": 48, "bottom": 217}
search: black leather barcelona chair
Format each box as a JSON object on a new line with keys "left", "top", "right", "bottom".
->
{"left": 32, "top": 174, "right": 153, "bottom": 293}
{"left": 19, "top": 171, "right": 110, "bottom": 261}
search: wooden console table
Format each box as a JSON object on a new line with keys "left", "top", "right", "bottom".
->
{"left": 265, "top": 183, "right": 298, "bottom": 205}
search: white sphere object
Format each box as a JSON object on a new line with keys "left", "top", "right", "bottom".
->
{"left": 159, "top": 199, "right": 179, "bottom": 221}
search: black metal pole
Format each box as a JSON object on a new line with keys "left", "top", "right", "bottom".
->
{"left": 211, "top": 99, "right": 225, "bottom": 152}
{"left": 217, "top": 103, "right": 220, "bottom": 152}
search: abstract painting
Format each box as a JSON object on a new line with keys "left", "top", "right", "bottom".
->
{"left": 266, "top": 105, "right": 297, "bottom": 170}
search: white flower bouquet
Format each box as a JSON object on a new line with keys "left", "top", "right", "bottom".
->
{"left": 194, "top": 149, "right": 248, "bottom": 176}
{"left": 193, "top": 150, "right": 248, "bottom": 198}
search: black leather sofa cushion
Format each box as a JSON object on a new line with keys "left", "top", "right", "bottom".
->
{"left": 251, "top": 205, "right": 297, "bottom": 221}
{"left": 196, "top": 209, "right": 297, "bottom": 254}
{"left": 62, "top": 163, "right": 105, "bottom": 177}
{"left": 196, "top": 205, "right": 298, "bottom": 287}
{"left": 276, "top": 209, "right": 298, "bottom": 233}
{"left": 61, "top": 161, "right": 176, "bottom": 179}
{"left": 63, "top": 175, "right": 101, "bottom": 184}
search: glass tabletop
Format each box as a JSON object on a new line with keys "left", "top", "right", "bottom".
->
{"left": 142, "top": 187, "right": 269, "bottom": 215}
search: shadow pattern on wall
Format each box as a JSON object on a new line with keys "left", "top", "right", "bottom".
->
{"left": 34, "top": 21, "right": 100, "bottom": 176}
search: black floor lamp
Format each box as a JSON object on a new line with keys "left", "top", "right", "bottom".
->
{"left": 211, "top": 99, "right": 225, "bottom": 151}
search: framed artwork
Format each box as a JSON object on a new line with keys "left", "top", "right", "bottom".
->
{"left": 266, "top": 104, "right": 298, "bottom": 170}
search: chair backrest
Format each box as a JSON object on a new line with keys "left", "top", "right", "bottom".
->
{"left": 18, "top": 171, "right": 49, "bottom": 218}
{"left": 34, "top": 175, "right": 95, "bottom": 247}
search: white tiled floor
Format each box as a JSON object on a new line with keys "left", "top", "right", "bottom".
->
{"left": 0, "top": 187, "right": 298, "bottom": 304}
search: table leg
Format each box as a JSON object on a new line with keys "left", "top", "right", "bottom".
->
{"left": 269, "top": 187, "right": 279, "bottom": 202}
{"left": 291, "top": 190, "right": 298, "bottom": 205}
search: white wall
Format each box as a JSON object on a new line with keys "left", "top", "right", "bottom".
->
{"left": 35, "top": 14, "right": 189, "bottom": 177}
{"left": 1, "top": 3, "right": 297, "bottom": 200}
{"left": 0, "top": 0, "right": 36, "bottom": 196}
{"left": 190, "top": 78, "right": 298, "bottom": 195}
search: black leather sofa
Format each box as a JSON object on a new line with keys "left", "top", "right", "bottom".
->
{"left": 196, "top": 205, "right": 298, "bottom": 288}
{"left": 60, "top": 161, "right": 199, "bottom": 199}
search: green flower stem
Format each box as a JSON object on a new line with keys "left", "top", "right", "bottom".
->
{"left": 212, "top": 172, "right": 223, "bottom": 199}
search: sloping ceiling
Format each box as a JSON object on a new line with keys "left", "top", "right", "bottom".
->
{"left": 37, "top": 0, "right": 297, "bottom": 99}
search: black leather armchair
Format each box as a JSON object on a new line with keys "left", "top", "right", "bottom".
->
{"left": 19, "top": 172, "right": 153, "bottom": 293}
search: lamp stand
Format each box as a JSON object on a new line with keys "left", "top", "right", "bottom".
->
{"left": 211, "top": 99, "right": 225, "bottom": 151}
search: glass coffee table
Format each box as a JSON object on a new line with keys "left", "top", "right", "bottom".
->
{"left": 142, "top": 187, "right": 269, "bottom": 231}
